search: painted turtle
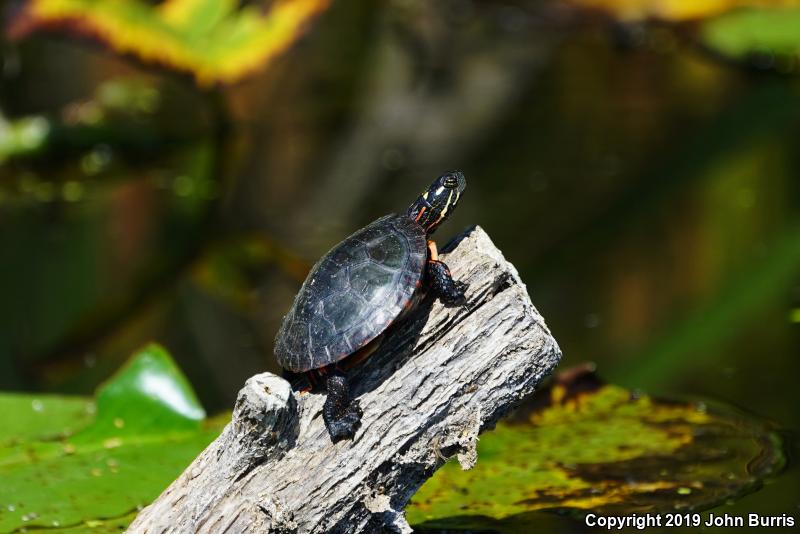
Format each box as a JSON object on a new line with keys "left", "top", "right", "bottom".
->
{"left": 274, "top": 171, "right": 468, "bottom": 441}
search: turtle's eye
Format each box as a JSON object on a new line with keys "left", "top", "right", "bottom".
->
{"left": 442, "top": 175, "right": 459, "bottom": 188}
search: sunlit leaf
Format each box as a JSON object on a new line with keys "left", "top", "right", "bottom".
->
{"left": 566, "top": 0, "right": 800, "bottom": 21}
{"left": 408, "top": 367, "right": 785, "bottom": 531}
{"left": 0, "top": 344, "right": 227, "bottom": 532}
{"left": 702, "top": 8, "right": 800, "bottom": 67}
{"left": 8, "top": 0, "right": 332, "bottom": 86}
{"left": 88, "top": 344, "right": 206, "bottom": 434}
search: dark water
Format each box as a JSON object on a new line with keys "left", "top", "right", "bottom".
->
{"left": 0, "top": 1, "right": 798, "bottom": 531}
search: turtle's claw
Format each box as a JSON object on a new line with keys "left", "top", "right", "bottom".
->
{"left": 327, "top": 400, "right": 362, "bottom": 442}
{"left": 439, "top": 281, "right": 468, "bottom": 308}
{"left": 344, "top": 399, "right": 363, "bottom": 422}
{"left": 448, "top": 281, "right": 469, "bottom": 308}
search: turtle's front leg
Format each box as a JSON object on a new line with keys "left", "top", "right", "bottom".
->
{"left": 425, "top": 240, "right": 468, "bottom": 306}
{"left": 323, "top": 372, "right": 362, "bottom": 442}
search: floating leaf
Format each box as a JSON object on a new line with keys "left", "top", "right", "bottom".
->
{"left": 409, "top": 367, "right": 785, "bottom": 531}
{"left": 0, "top": 344, "right": 227, "bottom": 532}
{"left": 46, "top": 511, "right": 140, "bottom": 533}
{"left": 702, "top": 8, "right": 800, "bottom": 68}
{"left": 88, "top": 344, "right": 206, "bottom": 434}
{"left": 8, "top": 0, "right": 332, "bottom": 86}
{"left": 0, "top": 393, "right": 94, "bottom": 447}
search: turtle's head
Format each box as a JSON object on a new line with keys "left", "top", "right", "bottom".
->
{"left": 407, "top": 171, "right": 466, "bottom": 234}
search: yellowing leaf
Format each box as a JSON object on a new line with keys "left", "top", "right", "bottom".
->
{"left": 408, "top": 368, "right": 785, "bottom": 530}
{"left": 567, "top": 0, "right": 800, "bottom": 21}
{"left": 8, "top": 0, "right": 332, "bottom": 86}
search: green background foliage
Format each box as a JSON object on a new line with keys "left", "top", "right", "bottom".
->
{"left": 703, "top": 8, "right": 800, "bottom": 65}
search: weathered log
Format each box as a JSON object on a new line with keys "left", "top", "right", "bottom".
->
{"left": 127, "top": 226, "right": 562, "bottom": 534}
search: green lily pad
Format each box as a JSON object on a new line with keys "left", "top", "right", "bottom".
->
{"left": 0, "top": 344, "right": 227, "bottom": 532}
{"left": 409, "top": 367, "right": 786, "bottom": 531}
{"left": 702, "top": 8, "right": 800, "bottom": 68}
{"left": 44, "top": 511, "right": 140, "bottom": 533}
{"left": 88, "top": 344, "right": 206, "bottom": 435}
{"left": 0, "top": 393, "right": 94, "bottom": 448}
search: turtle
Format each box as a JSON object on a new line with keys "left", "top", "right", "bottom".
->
{"left": 274, "top": 171, "right": 468, "bottom": 441}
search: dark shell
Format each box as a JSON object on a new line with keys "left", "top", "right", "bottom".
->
{"left": 274, "top": 214, "right": 427, "bottom": 372}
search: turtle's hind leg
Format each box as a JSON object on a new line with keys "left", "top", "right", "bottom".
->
{"left": 323, "top": 371, "right": 362, "bottom": 442}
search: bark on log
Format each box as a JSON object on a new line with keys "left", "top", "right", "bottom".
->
{"left": 128, "top": 226, "right": 562, "bottom": 534}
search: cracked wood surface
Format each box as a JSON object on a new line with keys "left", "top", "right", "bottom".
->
{"left": 127, "top": 226, "right": 562, "bottom": 534}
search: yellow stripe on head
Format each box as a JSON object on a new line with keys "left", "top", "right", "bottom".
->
{"left": 439, "top": 189, "right": 454, "bottom": 218}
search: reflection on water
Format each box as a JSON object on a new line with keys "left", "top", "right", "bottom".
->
{"left": 0, "top": 2, "right": 798, "bottom": 531}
